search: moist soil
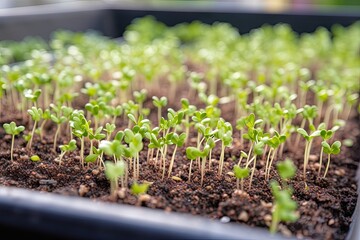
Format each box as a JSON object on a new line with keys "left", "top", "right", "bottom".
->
{"left": 0, "top": 82, "right": 358, "bottom": 240}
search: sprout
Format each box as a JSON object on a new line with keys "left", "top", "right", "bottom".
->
{"left": 270, "top": 158, "right": 298, "bottom": 234}
{"left": 131, "top": 182, "right": 150, "bottom": 196}
{"left": 152, "top": 96, "right": 167, "bottom": 124}
{"left": 167, "top": 132, "right": 186, "bottom": 177}
{"left": 3, "top": 121, "right": 25, "bottom": 161}
{"left": 269, "top": 180, "right": 298, "bottom": 234}
{"left": 297, "top": 127, "right": 320, "bottom": 186}
{"left": 30, "top": 155, "right": 41, "bottom": 162}
{"left": 321, "top": 141, "right": 341, "bottom": 178}
{"left": 26, "top": 106, "right": 43, "bottom": 150}
{"left": 233, "top": 165, "right": 250, "bottom": 192}
{"left": 105, "top": 160, "right": 126, "bottom": 199}
{"left": 58, "top": 139, "right": 77, "bottom": 166}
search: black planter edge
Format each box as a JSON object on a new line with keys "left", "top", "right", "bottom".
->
{"left": 0, "top": 187, "right": 294, "bottom": 240}
{"left": 0, "top": 2, "right": 359, "bottom": 240}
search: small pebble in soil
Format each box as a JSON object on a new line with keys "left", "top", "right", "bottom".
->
{"left": 220, "top": 216, "right": 231, "bottom": 223}
{"left": 92, "top": 169, "right": 100, "bottom": 175}
{"left": 263, "top": 214, "right": 272, "bottom": 222}
{"left": 328, "top": 219, "right": 335, "bottom": 226}
{"left": 39, "top": 179, "right": 57, "bottom": 186}
{"left": 138, "top": 194, "right": 151, "bottom": 203}
{"left": 226, "top": 171, "right": 234, "bottom": 176}
{"left": 19, "top": 155, "right": 29, "bottom": 161}
{"left": 309, "top": 154, "right": 318, "bottom": 161}
{"left": 171, "top": 176, "right": 182, "bottom": 181}
{"left": 78, "top": 184, "right": 89, "bottom": 197}
{"left": 260, "top": 200, "right": 272, "bottom": 209}
{"left": 334, "top": 169, "right": 345, "bottom": 176}
{"left": 238, "top": 211, "right": 249, "bottom": 222}
{"left": 117, "top": 188, "right": 126, "bottom": 199}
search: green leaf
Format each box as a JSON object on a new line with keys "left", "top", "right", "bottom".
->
{"left": 131, "top": 182, "right": 149, "bottom": 196}
{"left": 276, "top": 158, "right": 296, "bottom": 180}
{"left": 233, "top": 165, "right": 250, "bottom": 179}
{"left": 30, "top": 155, "right": 41, "bottom": 162}
{"left": 105, "top": 160, "right": 125, "bottom": 181}
{"left": 85, "top": 154, "right": 98, "bottom": 163}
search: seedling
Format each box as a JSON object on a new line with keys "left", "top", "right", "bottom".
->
{"left": 3, "top": 121, "right": 25, "bottom": 161}
{"left": 152, "top": 96, "right": 167, "bottom": 124}
{"left": 167, "top": 132, "right": 186, "bottom": 177}
{"left": 318, "top": 126, "right": 337, "bottom": 177}
{"left": 321, "top": 141, "right": 341, "bottom": 178}
{"left": 270, "top": 158, "right": 298, "bottom": 234}
{"left": 69, "top": 110, "right": 91, "bottom": 167}
{"left": 131, "top": 182, "right": 150, "bottom": 196}
{"left": 30, "top": 155, "right": 41, "bottom": 162}
{"left": 297, "top": 127, "right": 320, "bottom": 185}
{"left": 105, "top": 160, "right": 126, "bottom": 199}
{"left": 269, "top": 180, "right": 298, "bottom": 234}
{"left": 58, "top": 139, "right": 77, "bottom": 165}
{"left": 233, "top": 165, "right": 250, "bottom": 192}
{"left": 26, "top": 106, "right": 43, "bottom": 150}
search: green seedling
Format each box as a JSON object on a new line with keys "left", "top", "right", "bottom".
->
{"left": 27, "top": 106, "right": 43, "bottom": 150}
{"left": 24, "top": 88, "right": 42, "bottom": 108}
{"left": 69, "top": 111, "right": 91, "bottom": 167}
{"left": 318, "top": 126, "right": 337, "bottom": 177}
{"left": 152, "top": 96, "right": 167, "bottom": 124}
{"left": 297, "top": 127, "right": 320, "bottom": 185}
{"left": 269, "top": 180, "right": 298, "bottom": 234}
{"left": 186, "top": 146, "right": 202, "bottom": 183}
{"left": 215, "top": 119, "right": 233, "bottom": 176}
{"left": 167, "top": 132, "right": 187, "bottom": 177}
{"left": 131, "top": 182, "right": 150, "bottom": 196}
{"left": 294, "top": 105, "right": 318, "bottom": 147}
{"left": 30, "top": 155, "right": 41, "bottom": 162}
{"left": 233, "top": 165, "right": 250, "bottom": 192}
{"left": 133, "top": 89, "right": 147, "bottom": 115}
{"left": 105, "top": 160, "right": 126, "bottom": 198}
{"left": 270, "top": 158, "right": 298, "bottom": 234}
{"left": 58, "top": 139, "right": 77, "bottom": 165}
{"left": 50, "top": 112, "right": 67, "bottom": 152}
{"left": 321, "top": 141, "right": 341, "bottom": 178}
{"left": 3, "top": 121, "right": 25, "bottom": 161}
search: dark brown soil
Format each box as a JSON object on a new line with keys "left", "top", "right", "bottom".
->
{"left": 0, "top": 82, "right": 358, "bottom": 240}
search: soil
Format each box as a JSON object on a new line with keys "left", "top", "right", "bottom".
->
{"left": 0, "top": 79, "right": 359, "bottom": 240}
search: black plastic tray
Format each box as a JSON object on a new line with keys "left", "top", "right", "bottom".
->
{"left": 0, "top": 2, "right": 359, "bottom": 240}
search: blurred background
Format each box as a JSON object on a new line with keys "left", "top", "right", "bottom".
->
{"left": 1, "top": 0, "right": 359, "bottom": 12}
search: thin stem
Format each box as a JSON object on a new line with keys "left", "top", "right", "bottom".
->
{"left": 27, "top": 120, "right": 37, "bottom": 150}
{"left": 10, "top": 134, "right": 14, "bottom": 161}
{"left": 168, "top": 145, "right": 177, "bottom": 178}
{"left": 318, "top": 147, "right": 324, "bottom": 178}
{"left": 323, "top": 154, "right": 331, "bottom": 178}
{"left": 188, "top": 160, "right": 193, "bottom": 182}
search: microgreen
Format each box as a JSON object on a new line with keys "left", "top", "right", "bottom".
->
{"left": 269, "top": 180, "right": 298, "bottom": 234}
{"left": 296, "top": 127, "right": 320, "bottom": 185}
{"left": 233, "top": 165, "right": 250, "bottom": 192}
{"left": 167, "top": 132, "right": 187, "bottom": 177}
{"left": 321, "top": 140, "right": 341, "bottom": 178}
{"left": 58, "top": 139, "right": 77, "bottom": 165}
{"left": 69, "top": 110, "right": 91, "bottom": 167}
{"left": 270, "top": 158, "right": 298, "bottom": 234}
{"left": 3, "top": 121, "right": 25, "bottom": 161}
{"left": 131, "top": 182, "right": 150, "bottom": 196}
{"left": 30, "top": 155, "right": 41, "bottom": 162}
{"left": 317, "top": 126, "right": 336, "bottom": 178}
{"left": 152, "top": 96, "right": 167, "bottom": 124}
{"left": 26, "top": 106, "right": 43, "bottom": 150}
{"left": 105, "top": 160, "right": 126, "bottom": 198}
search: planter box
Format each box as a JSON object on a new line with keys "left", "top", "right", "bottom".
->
{"left": 0, "top": 1, "right": 359, "bottom": 240}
